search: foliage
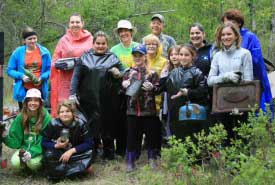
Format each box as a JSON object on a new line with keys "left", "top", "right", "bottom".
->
{"left": 137, "top": 105, "right": 275, "bottom": 185}
{"left": 1, "top": 0, "right": 274, "bottom": 63}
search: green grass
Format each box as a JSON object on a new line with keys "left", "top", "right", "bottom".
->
{"left": 0, "top": 145, "right": 235, "bottom": 185}
{"left": 3, "top": 65, "right": 17, "bottom": 106}
{"left": 0, "top": 145, "right": 165, "bottom": 185}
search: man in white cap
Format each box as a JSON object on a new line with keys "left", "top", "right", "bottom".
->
{"left": 111, "top": 20, "right": 139, "bottom": 69}
{"left": 142, "top": 14, "right": 176, "bottom": 58}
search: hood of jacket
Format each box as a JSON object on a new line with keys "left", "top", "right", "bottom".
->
{"left": 147, "top": 45, "right": 163, "bottom": 65}
{"left": 65, "top": 29, "right": 93, "bottom": 42}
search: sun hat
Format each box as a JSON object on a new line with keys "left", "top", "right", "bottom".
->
{"left": 114, "top": 20, "right": 136, "bottom": 34}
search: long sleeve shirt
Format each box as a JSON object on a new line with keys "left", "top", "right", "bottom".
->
{"left": 208, "top": 44, "right": 253, "bottom": 86}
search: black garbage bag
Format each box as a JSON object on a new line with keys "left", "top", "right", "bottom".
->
{"left": 166, "top": 66, "right": 208, "bottom": 123}
{"left": 71, "top": 49, "right": 124, "bottom": 135}
{"left": 42, "top": 115, "right": 93, "bottom": 180}
{"left": 43, "top": 149, "right": 93, "bottom": 180}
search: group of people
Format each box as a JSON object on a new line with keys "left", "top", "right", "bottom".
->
{"left": 2, "top": 8, "right": 273, "bottom": 181}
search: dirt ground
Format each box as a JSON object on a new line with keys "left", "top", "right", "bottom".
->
{"left": 0, "top": 145, "right": 155, "bottom": 185}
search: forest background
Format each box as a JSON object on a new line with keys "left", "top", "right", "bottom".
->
{"left": 1, "top": 1, "right": 275, "bottom": 184}
{"left": 1, "top": 0, "right": 275, "bottom": 65}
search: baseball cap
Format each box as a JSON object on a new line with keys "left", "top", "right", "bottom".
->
{"left": 24, "top": 88, "right": 42, "bottom": 101}
{"left": 151, "top": 14, "right": 164, "bottom": 23}
{"left": 132, "top": 44, "right": 147, "bottom": 55}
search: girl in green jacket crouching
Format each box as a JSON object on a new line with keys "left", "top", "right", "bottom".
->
{"left": 2, "top": 88, "right": 51, "bottom": 171}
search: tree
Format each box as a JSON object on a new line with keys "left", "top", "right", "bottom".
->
{"left": 268, "top": 0, "right": 275, "bottom": 63}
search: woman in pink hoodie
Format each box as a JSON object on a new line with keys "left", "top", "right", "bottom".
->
{"left": 50, "top": 13, "right": 93, "bottom": 117}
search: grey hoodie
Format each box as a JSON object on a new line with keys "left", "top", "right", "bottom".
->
{"left": 207, "top": 44, "right": 253, "bottom": 86}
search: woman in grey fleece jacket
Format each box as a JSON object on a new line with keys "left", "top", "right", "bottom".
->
{"left": 208, "top": 23, "right": 253, "bottom": 85}
{"left": 207, "top": 23, "right": 253, "bottom": 145}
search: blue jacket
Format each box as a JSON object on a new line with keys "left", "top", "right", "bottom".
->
{"left": 6, "top": 44, "right": 51, "bottom": 102}
{"left": 240, "top": 28, "right": 273, "bottom": 114}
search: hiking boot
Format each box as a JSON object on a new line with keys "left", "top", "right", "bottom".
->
{"left": 149, "top": 159, "right": 157, "bottom": 169}
{"left": 126, "top": 151, "right": 135, "bottom": 173}
{"left": 126, "top": 161, "right": 135, "bottom": 173}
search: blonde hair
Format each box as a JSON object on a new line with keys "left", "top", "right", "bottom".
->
{"left": 57, "top": 100, "right": 76, "bottom": 118}
{"left": 143, "top": 34, "right": 161, "bottom": 48}
{"left": 215, "top": 22, "right": 241, "bottom": 49}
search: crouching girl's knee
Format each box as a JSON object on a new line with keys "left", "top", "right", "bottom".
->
{"left": 10, "top": 150, "right": 23, "bottom": 170}
{"left": 26, "top": 155, "right": 42, "bottom": 171}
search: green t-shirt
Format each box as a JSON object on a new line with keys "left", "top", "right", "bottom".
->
{"left": 111, "top": 41, "right": 139, "bottom": 68}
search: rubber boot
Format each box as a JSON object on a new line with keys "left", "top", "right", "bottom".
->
{"left": 148, "top": 149, "right": 157, "bottom": 169}
{"left": 125, "top": 151, "right": 135, "bottom": 172}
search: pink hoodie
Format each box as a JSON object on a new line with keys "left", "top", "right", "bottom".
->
{"left": 50, "top": 29, "right": 93, "bottom": 117}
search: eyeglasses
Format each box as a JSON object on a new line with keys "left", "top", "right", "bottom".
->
{"left": 145, "top": 43, "right": 158, "bottom": 46}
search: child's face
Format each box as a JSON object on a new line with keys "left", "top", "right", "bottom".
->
{"left": 27, "top": 97, "right": 40, "bottom": 112}
{"left": 178, "top": 48, "right": 193, "bottom": 67}
{"left": 93, "top": 36, "right": 108, "bottom": 54}
{"left": 133, "top": 52, "right": 146, "bottom": 67}
{"left": 169, "top": 49, "right": 179, "bottom": 66}
{"left": 58, "top": 106, "right": 74, "bottom": 124}
{"left": 221, "top": 26, "right": 237, "bottom": 49}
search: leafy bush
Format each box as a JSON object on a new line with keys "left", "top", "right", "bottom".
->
{"left": 138, "top": 105, "right": 275, "bottom": 185}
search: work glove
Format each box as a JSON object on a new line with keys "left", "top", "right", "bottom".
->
{"left": 69, "top": 94, "right": 79, "bottom": 105}
{"left": 55, "top": 58, "right": 75, "bottom": 70}
{"left": 22, "top": 151, "right": 31, "bottom": 162}
{"left": 108, "top": 67, "right": 121, "bottom": 79}
{"left": 122, "top": 80, "right": 131, "bottom": 89}
{"left": 0, "top": 121, "right": 9, "bottom": 138}
{"left": 22, "top": 75, "right": 31, "bottom": 82}
{"left": 222, "top": 71, "right": 241, "bottom": 83}
{"left": 142, "top": 81, "right": 154, "bottom": 91}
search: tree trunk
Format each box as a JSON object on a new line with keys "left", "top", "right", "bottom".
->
{"left": 220, "top": 0, "right": 224, "bottom": 17}
{"left": 248, "top": 0, "right": 257, "bottom": 33}
{"left": 268, "top": 0, "right": 275, "bottom": 64}
{"left": 40, "top": 0, "right": 45, "bottom": 32}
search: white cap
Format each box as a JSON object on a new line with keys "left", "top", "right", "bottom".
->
{"left": 25, "top": 88, "right": 42, "bottom": 100}
{"left": 114, "top": 20, "right": 136, "bottom": 34}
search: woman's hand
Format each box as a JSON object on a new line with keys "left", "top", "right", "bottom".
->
{"left": 22, "top": 151, "right": 32, "bottom": 162}
{"left": 54, "top": 138, "right": 69, "bottom": 149}
{"left": 34, "top": 78, "right": 42, "bottom": 86}
{"left": 109, "top": 67, "right": 121, "bottom": 79}
{"left": 171, "top": 88, "right": 188, "bottom": 99}
{"left": 122, "top": 80, "right": 131, "bottom": 89}
{"left": 22, "top": 75, "right": 31, "bottom": 82}
{"left": 59, "top": 148, "right": 76, "bottom": 163}
{"left": 69, "top": 94, "right": 80, "bottom": 105}
{"left": 142, "top": 81, "right": 154, "bottom": 91}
